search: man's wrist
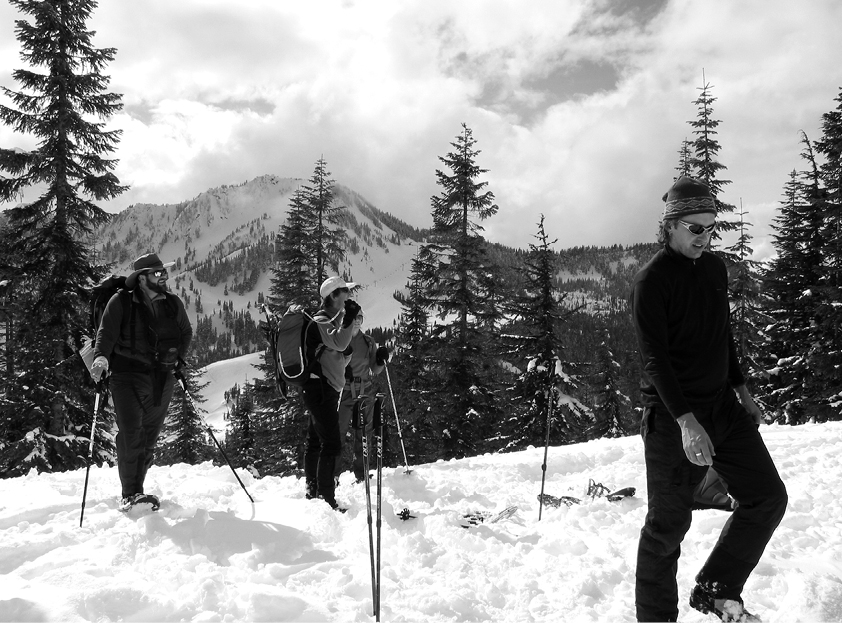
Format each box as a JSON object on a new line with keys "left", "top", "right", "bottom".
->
{"left": 676, "top": 412, "right": 696, "bottom": 426}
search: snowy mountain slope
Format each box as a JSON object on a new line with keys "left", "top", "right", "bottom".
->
{"left": 1, "top": 417, "right": 840, "bottom": 622}
{"left": 199, "top": 351, "right": 262, "bottom": 434}
{"left": 93, "top": 175, "right": 422, "bottom": 332}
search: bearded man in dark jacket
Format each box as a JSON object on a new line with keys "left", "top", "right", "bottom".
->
{"left": 90, "top": 253, "right": 192, "bottom": 512}
{"left": 631, "top": 177, "right": 787, "bottom": 622}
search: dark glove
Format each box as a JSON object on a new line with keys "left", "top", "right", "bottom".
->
{"left": 375, "top": 346, "right": 390, "bottom": 365}
{"left": 342, "top": 299, "right": 361, "bottom": 328}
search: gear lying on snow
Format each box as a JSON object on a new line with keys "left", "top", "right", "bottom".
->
{"left": 461, "top": 505, "right": 518, "bottom": 527}
{"left": 539, "top": 479, "right": 636, "bottom": 508}
{"left": 119, "top": 493, "right": 160, "bottom": 513}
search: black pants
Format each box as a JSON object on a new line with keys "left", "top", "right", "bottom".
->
{"left": 336, "top": 380, "right": 374, "bottom": 481}
{"left": 302, "top": 377, "right": 342, "bottom": 500}
{"left": 111, "top": 371, "right": 174, "bottom": 498}
{"left": 635, "top": 389, "right": 787, "bottom": 622}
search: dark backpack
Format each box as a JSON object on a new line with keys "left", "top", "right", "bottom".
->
{"left": 90, "top": 274, "right": 129, "bottom": 337}
{"left": 263, "top": 304, "right": 324, "bottom": 398}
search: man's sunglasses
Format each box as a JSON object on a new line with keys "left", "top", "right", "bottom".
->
{"left": 146, "top": 269, "right": 169, "bottom": 278}
{"left": 678, "top": 220, "right": 716, "bottom": 236}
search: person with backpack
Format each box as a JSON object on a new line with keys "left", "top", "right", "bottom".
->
{"left": 89, "top": 253, "right": 192, "bottom": 512}
{"left": 335, "top": 311, "right": 390, "bottom": 484}
{"left": 303, "top": 276, "right": 361, "bottom": 510}
{"left": 630, "top": 177, "right": 787, "bottom": 622}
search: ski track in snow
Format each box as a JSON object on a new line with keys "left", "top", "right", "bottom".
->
{"left": 1, "top": 422, "right": 842, "bottom": 622}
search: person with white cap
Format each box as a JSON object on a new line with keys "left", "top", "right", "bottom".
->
{"left": 630, "top": 177, "right": 787, "bottom": 622}
{"left": 302, "top": 275, "right": 362, "bottom": 510}
{"left": 334, "top": 310, "right": 390, "bottom": 483}
{"left": 89, "top": 252, "right": 192, "bottom": 512}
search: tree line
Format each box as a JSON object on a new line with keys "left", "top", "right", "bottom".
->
{"left": 0, "top": 0, "right": 839, "bottom": 479}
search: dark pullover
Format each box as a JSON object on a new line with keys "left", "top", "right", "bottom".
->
{"left": 630, "top": 246, "right": 745, "bottom": 418}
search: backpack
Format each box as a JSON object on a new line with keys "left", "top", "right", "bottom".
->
{"left": 263, "top": 304, "right": 324, "bottom": 399}
{"left": 90, "top": 274, "right": 129, "bottom": 337}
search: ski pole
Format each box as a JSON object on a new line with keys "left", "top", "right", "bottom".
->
{"left": 80, "top": 379, "right": 106, "bottom": 528}
{"left": 538, "top": 386, "right": 554, "bottom": 521}
{"left": 374, "top": 394, "right": 384, "bottom": 620}
{"left": 358, "top": 396, "right": 377, "bottom": 614}
{"left": 384, "top": 363, "right": 411, "bottom": 474}
{"left": 174, "top": 371, "right": 255, "bottom": 503}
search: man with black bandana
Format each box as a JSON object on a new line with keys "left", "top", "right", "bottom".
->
{"left": 90, "top": 253, "right": 192, "bottom": 512}
{"left": 631, "top": 177, "right": 787, "bottom": 622}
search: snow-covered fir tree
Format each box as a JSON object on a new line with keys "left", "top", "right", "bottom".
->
{"left": 418, "top": 123, "right": 502, "bottom": 459}
{"left": 724, "top": 202, "right": 768, "bottom": 390}
{"left": 157, "top": 366, "right": 215, "bottom": 466}
{"left": 504, "top": 215, "right": 592, "bottom": 449}
{"left": 0, "top": 0, "right": 125, "bottom": 475}
{"left": 591, "top": 329, "right": 632, "bottom": 439}
{"left": 686, "top": 76, "right": 739, "bottom": 260}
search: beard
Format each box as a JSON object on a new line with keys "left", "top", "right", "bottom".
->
{"left": 147, "top": 280, "right": 168, "bottom": 294}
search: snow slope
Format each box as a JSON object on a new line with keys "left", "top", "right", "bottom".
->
{"left": 2, "top": 417, "right": 842, "bottom": 622}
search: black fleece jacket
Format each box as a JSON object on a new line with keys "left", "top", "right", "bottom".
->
{"left": 630, "top": 246, "right": 745, "bottom": 418}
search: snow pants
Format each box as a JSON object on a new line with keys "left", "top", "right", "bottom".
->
{"left": 335, "top": 379, "right": 374, "bottom": 481}
{"left": 635, "top": 389, "right": 787, "bottom": 622}
{"left": 302, "top": 376, "right": 342, "bottom": 501}
{"left": 110, "top": 370, "right": 174, "bottom": 499}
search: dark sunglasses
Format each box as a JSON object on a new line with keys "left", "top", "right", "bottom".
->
{"left": 146, "top": 268, "right": 169, "bottom": 278}
{"left": 678, "top": 220, "right": 716, "bottom": 236}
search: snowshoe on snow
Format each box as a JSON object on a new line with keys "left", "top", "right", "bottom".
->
{"left": 690, "top": 583, "right": 762, "bottom": 622}
{"left": 539, "top": 484, "right": 635, "bottom": 508}
{"left": 462, "top": 505, "right": 518, "bottom": 527}
{"left": 606, "top": 487, "right": 636, "bottom": 501}
{"left": 538, "top": 493, "right": 581, "bottom": 508}
{"left": 119, "top": 493, "right": 160, "bottom": 512}
{"left": 397, "top": 508, "right": 416, "bottom": 521}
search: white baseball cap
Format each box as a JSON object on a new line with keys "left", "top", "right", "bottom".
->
{"left": 319, "top": 276, "right": 358, "bottom": 298}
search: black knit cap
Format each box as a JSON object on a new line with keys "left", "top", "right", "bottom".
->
{"left": 662, "top": 176, "right": 716, "bottom": 218}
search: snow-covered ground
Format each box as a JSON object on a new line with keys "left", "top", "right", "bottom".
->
{"left": 2, "top": 416, "right": 841, "bottom": 622}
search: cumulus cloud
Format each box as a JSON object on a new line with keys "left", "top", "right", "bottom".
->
{"left": 1, "top": 0, "right": 841, "bottom": 260}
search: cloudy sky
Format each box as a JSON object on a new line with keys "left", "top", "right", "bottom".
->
{"left": 1, "top": 0, "right": 841, "bottom": 258}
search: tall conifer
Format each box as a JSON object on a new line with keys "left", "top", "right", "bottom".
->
{"left": 0, "top": 0, "right": 125, "bottom": 474}
{"left": 419, "top": 124, "right": 501, "bottom": 458}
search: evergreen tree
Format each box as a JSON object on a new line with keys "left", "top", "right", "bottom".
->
{"left": 390, "top": 248, "right": 437, "bottom": 463}
{"left": 764, "top": 134, "right": 827, "bottom": 424}
{"left": 224, "top": 383, "right": 257, "bottom": 470}
{"left": 0, "top": 0, "right": 125, "bottom": 475}
{"left": 724, "top": 201, "right": 768, "bottom": 389}
{"left": 812, "top": 87, "right": 842, "bottom": 420}
{"left": 419, "top": 123, "right": 501, "bottom": 459}
{"left": 687, "top": 76, "right": 739, "bottom": 255}
{"left": 158, "top": 365, "right": 215, "bottom": 466}
{"left": 503, "top": 215, "right": 591, "bottom": 450}
{"left": 590, "top": 329, "right": 632, "bottom": 438}
{"left": 303, "top": 157, "right": 347, "bottom": 288}
{"left": 270, "top": 187, "right": 317, "bottom": 310}
{"left": 676, "top": 139, "right": 694, "bottom": 178}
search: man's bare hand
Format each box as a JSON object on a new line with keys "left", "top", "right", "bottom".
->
{"left": 676, "top": 412, "right": 715, "bottom": 466}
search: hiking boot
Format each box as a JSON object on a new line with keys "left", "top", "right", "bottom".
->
{"left": 321, "top": 495, "right": 347, "bottom": 513}
{"left": 119, "top": 493, "right": 142, "bottom": 511}
{"left": 305, "top": 479, "right": 317, "bottom": 500}
{"left": 690, "top": 584, "right": 762, "bottom": 622}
